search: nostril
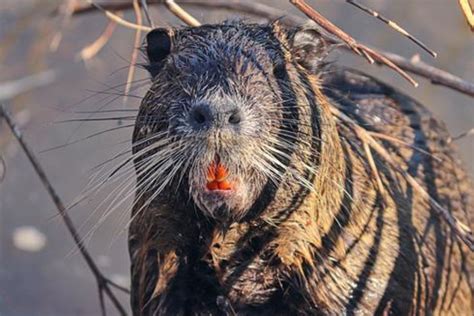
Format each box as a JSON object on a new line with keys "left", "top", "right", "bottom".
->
{"left": 194, "top": 110, "right": 206, "bottom": 124}
{"left": 228, "top": 110, "right": 242, "bottom": 125}
{"left": 190, "top": 105, "right": 210, "bottom": 126}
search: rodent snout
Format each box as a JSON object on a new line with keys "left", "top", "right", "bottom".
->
{"left": 188, "top": 102, "right": 242, "bottom": 131}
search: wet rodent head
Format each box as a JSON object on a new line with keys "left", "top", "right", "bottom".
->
{"left": 132, "top": 20, "right": 332, "bottom": 223}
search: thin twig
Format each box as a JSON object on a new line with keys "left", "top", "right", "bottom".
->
{"left": 0, "top": 156, "right": 5, "bottom": 182}
{"left": 361, "top": 136, "right": 386, "bottom": 197}
{"left": 0, "top": 104, "right": 128, "bottom": 316}
{"left": 451, "top": 128, "right": 474, "bottom": 142}
{"left": 331, "top": 106, "right": 474, "bottom": 251}
{"left": 346, "top": 0, "right": 437, "bottom": 57}
{"left": 376, "top": 50, "right": 474, "bottom": 97}
{"left": 78, "top": 19, "right": 118, "bottom": 61}
{"left": 459, "top": 0, "right": 474, "bottom": 31}
{"left": 164, "top": 0, "right": 201, "bottom": 26}
{"left": 369, "top": 131, "right": 442, "bottom": 162}
{"left": 85, "top": 0, "right": 152, "bottom": 32}
{"left": 141, "top": 0, "right": 155, "bottom": 27}
{"left": 0, "top": 70, "right": 58, "bottom": 101}
{"left": 289, "top": 0, "right": 418, "bottom": 86}
{"left": 98, "top": 286, "right": 107, "bottom": 316}
{"left": 107, "top": 279, "right": 132, "bottom": 294}
{"left": 50, "top": 0, "right": 79, "bottom": 52}
{"left": 123, "top": 0, "right": 144, "bottom": 107}
{"left": 69, "top": 1, "right": 474, "bottom": 98}
{"left": 72, "top": 0, "right": 305, "bottom": 25}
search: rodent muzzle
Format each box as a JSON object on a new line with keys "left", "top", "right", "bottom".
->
{"left": 188, "top": 102, "right": 243, "bottom": 131}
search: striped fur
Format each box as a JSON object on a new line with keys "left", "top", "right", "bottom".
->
{"left": 129, "top": 21, "right": 473, "bottom": 315}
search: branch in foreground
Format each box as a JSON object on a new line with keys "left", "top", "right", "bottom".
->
{"left": 165, "top": 0, "right": 201, "bottom": 26}
{"left": 345, "top": 0, "right": 437, "bottom": 57}
{"left": 331, "top": 107, "right": 474, "bottom": 251}
{"left": 375, "top": 50, "right": 474, "bottom": 97}
{"left": 0, "top": 104, "right": 129, "bottom": 316}
{"left": 289, "top": 0, "right": 418, "bottom": 86}
{"left": 69, "top": 0, "right": 474, "bottom": 99}
{"left": 123, "top": 0, "right": 144, "bottom": 107}
{"left": 0, "top": 156, "right": 5, "bottom": 182}
{"left": 0, "top": 70, "right": 58, "bottom": 101}
{"left": 459, "top": 0, "right": 474, "bottom": 31}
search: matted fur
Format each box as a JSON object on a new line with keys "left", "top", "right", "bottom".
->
{"left": 129, "top": 21, "right": 473, "bottom": 315}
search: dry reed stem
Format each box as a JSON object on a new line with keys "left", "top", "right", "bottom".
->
{"left": 459, "top": 0, "right": 474, "bottom": 31}
{"left": 86, "top": 0, "right": 152, "bottom": 32}
{"left": 0, "top": 105, "right": 130, "bottom": 315}
{"left": 346, "top": 0, "right": 437, "bottom": 57}
{"left": 361, "top": 137, "right": 387, "bottom": 198}
{"left": 50, "top": 0, "right": 79, "bottom": 52}
{"left": 368, "top": 131, "right": 442, "bottom": 162}
{"left": 141, "top": 0, "right": 155, "bottom": 27}
{"left": 123, "top": 0, "right": 144, "bottom": 107}
{"left": 165, "top": 0, "right": 201, "bottom": 26}
{"left": 78, "top": 19, "right": 118, "bottom": 61}
{"left": 451, "top": 128, "right": 474, "bottom": 142}
{"left": 331, "top": 106, "right": 474, "bottom": 251}
{"left": 289, "top": 0, "right": 418, "bottom": 86}
{"left": 69, "top": 1, "right": 474, "bottom": 97}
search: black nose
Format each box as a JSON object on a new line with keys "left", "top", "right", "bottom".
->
{"left": 189, "top": 104, "right": 213, "bottom": 127}
{"left": 189, "top": 103, "right": 242, "bottom": 130}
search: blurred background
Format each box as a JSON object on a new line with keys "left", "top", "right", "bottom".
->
{"left": 0, "top": 1, "right": 473, "bottom": 315}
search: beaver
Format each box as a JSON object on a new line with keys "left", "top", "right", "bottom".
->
{"left": 128, "top": 20, "right": 473, "bottom": 315}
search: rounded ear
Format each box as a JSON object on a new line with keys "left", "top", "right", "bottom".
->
{"left": 145, "top": 28, "right": 173, "bottom": 77}
{"left": 291, "top": 24, "right": 332, "bottom": 72}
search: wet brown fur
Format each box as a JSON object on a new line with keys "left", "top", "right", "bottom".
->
{"left": 129, "top": 21, "right": 473, "bottom": 315}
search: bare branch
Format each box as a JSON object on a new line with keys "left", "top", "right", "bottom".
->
{"left": 0, "top": 70, "right": 58, "bottom": 101}
{"left": 50, "top": 0, "right": 80, "bottom": 52}
{"left": 72, "top": 0, "right": 305, "bottom": 25}
{"left": 0, "top": 104, "right": 128, "bottom": 316}
{"left": 67, "top": 1, "right": 474, "bottom": 98}
{"left": 141, "top": 0, "right": 155, "bottom": 27}
{"left": 369, "top": 131, "right": 442, "bottom": 162}
{"left": 165, "top": 0, "right": 201, "bottom": 26}
{"left": 85, "top": 0, "right": 151, "bottom": 32}
{"left": 78, "top": 20, "right": 118, "bottom": 61}
{"left": 331, "top": 106, "right": 474, "bottom": 251}
{"left": 289, "top": 0, "right": 418, "bottom": 86}
{"left": 123, "top": 0, "right": 144, "bottom": 107}
{"left": 459, "top": 0, "right": 474, "bottom": 31}
{"left": 376, "top": 50, "right": 474, "bottom": 97}
{"left": 0, "top": 156, "right": 5, "bottom": 182}
{"left": 451, "top": 128, "right": 474, "bottom": 142}
{"left": 345, "top": 0, "right": 437, "bottom": 57}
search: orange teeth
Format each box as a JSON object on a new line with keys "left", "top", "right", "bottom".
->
{"left": 216, "top": 180, "right": 232, "bottom": 190}
{"left": 206, "top": 159, "right": 232, "bottom": 191}
{"left": 206, "top": 181, "right": 219, "bottom": 191}
{"left": 215, "top": 164, "right": 228, "bottom": 182}
{"left": 207, "top": 161, "right": 217, "bottom": 182}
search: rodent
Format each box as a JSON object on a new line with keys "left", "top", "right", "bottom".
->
{"left": 128, "top": 20, "right": 473, "bottom": 315}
